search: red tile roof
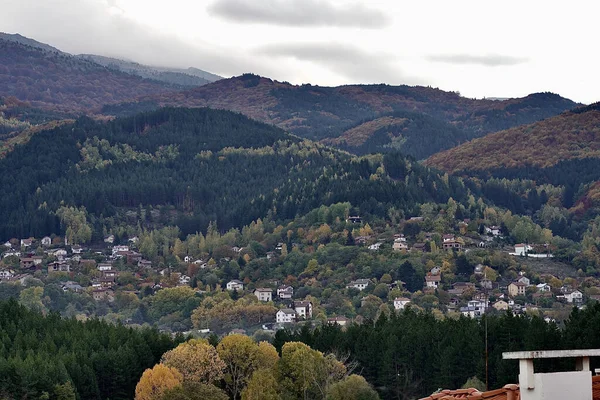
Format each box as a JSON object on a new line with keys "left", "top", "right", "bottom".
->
{"left": 423, "top": 377, "right": 600, "bottom": 400}
{"left": 419, "top": 384, "right": 520, "bottom": 400}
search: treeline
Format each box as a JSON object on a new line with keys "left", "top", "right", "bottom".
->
{"left": 0, "top": 107, "right": 475, "bottom": 240}
{"left": 273, "top": 304, "right": 600, "bottom": 399}
{"left": 0, "top": 299, "right": 181, "bottom": 400}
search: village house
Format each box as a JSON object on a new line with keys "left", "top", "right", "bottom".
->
{"left": 104, "top": 235, "right": 115, "bottom": 244}
{"left": 92, "top": 288, "right": 114, "bottom": 302}
{"left": 277, "top": 285, "right": 294, "bottom": 299}
{"left": 425, "top": 274, "right": 441, "bottom": 289}
{"left": 137, "top": 259, "right": 152, "bottom": 269}
{"left": 346, "top": 279, "right": 370, "bottom": 291}
{"left": 347, "top": 216, "right": 362, "bottom": 224}
{"left": 226, "top": 279, "right": 244, "bottom": 291}
{"left": 536, "top": 283, "right": 552, "bottom": 292}
{"left": 474, "top": 264, "right": 484, "bottom": 275}
{"left": 327, "top": 316, "right": 350, "bottom": 326}
{"left": 443, "top": 234, "right": 455, "bottom": 243}
{"left": 443, "top": 240, "right": 463, "bottom": 251}
{"left": 101, "top": 269, "right": 119, "bottom": 279}
{"left": 513, "top": 243, "right": 533, "bottom": 256}
{"left": 20, "top": 238, "right": 33, "bottom": 248}
{"left": 516, "top": 275, "right": 531, "bottom": 286}
{"left": 394, "top": 234, "right": 406, "bottom": 242}
{"left": 50, "top": 248, "right": 67, "bottom": 258}
{"left": 179, "top": 274, "right": 191, "bottom": 286}
{"left": 461, "top": 300, "right": 487, "bottom": 318}
{"left": 493, "top": 300, "right": 509, "bottom": 311}
{"left": 71, "top": 245, "right": 83, "bottom": 254}
{"left": 392, "top": 241, "right": 409, "bottom": 251}
{"left": 97, "top": 263, "right": 113, "bottom": 271}
{"left": 485, "top": 226, "right": 501, "bottom": 236}
{"left": 412, "top": 242, "right": 427, "bottom": 252}
{"left": 62, "top": 281, "right": 83, "bottom": 293}
{"left": 19, "top": 257, "right": 35, "bottom": 270}
{"left": 31, "top": 255, "right": 43, "bottom": 265}
{"left": 294, "top": 301, "right": 313, "bottom": 319}
{"left": 3, "top": 241, "right": 11, "bottom": 248}
{"left": 393, "top": 297, "right": 411, "bottom": 311}
{"left": 47, "top": 262, "right": 70, "bottom": 273}
{"left": 276, "top": 309, "right": 296, "bottom": 324}
{"left": 112, "top": 245, "right": 129, "bottom": 255}
{"left": 41, "top": 236, "right": 52, "bottom": 246}
{"left": 3, "top": 250, "right": 20, "bottom": 258}
{"left": 254, "top": 288, "right": 273, "bottom": 302}
{"left": 0, "top": 269, "right": 15, "bottom": 280}
{"left": 368, "top": 242, "right": 383, "bottom": 251}
{"left": 125, "top": 251, "right": 143, "bottom": 264}
{"left": 563, "top": 290, "right": 583, "bottom": 304}
{"left": 508, "top": 281, "right": 527, "bottom": 297}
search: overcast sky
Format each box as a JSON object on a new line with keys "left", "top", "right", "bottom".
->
{"left": 1, "top": 0, "right": 599, "bottom": 103}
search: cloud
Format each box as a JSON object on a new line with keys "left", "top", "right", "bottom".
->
{"left": 257, "top": 42, "right": 420, "bottom": 84}
{"left": 207, "top": 0, "right": 390, "bottom": 28}
{"left": 426, "top": 53, "right": 529, "bottom": 67}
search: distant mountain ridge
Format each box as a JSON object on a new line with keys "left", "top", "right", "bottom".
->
{"left": 104, "top": 74, "right": 580, "bottom": 158}
{"left": 77, "top": 54, "right": 222, "bottom": 87}
{"left": 0, "top": 33, "right": 220, "bottom": 113}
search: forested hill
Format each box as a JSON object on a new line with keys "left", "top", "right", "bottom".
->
{"left": 0, "top": 37, "right": 178, "bottom": 113}
{"left": 425, "top": 103, "right": 600, "bottom": 173}
{"left": 0, "top": 107, "right": 471, "bottom": 240}
{"left": 424, "top": 104, "right": 600, "bottom": 207}
{"left": 107, "top": 74, "right": 578, "bottom": 149}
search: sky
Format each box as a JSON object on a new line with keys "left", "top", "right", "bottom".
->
{"left": 1, "top": 0, "right": 599, "bottom": 103}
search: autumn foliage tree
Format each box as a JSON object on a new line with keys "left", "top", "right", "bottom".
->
{"left": 160, "top": 339, "right": 226, "bottom": 384}
{"left": 135, "top": 364, "right": 182, "bottom": 400}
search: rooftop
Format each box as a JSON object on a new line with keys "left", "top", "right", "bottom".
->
{"left": 502, "top": 349, "right": 600, "bottom": 360}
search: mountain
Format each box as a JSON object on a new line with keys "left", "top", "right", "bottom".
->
{"left": 77, "top": 54, "right": 221, "bottom": 87}
{"left": 321, "top": 110, "right": 471, "bottom": 160}
{"left": 0, "top": 107, "right": 472, "bottom": 239}
{"left": 104, "top": 74, "right": 579, "bottom": 158}
{"left": 0, "top": 37, "right": 181, "bottom": 113}
{"left": 425, "top": 103, "right": 600, "bottom": 207}
{"left": 0, "top": 32, "right": 65, "bottom": 54}
{"left": 425, "top": 103, "right": 600, "bottom": 172}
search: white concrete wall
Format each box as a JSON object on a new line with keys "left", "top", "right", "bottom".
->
{"left": 520, "top": 371, "right": 591, "bottom": 400}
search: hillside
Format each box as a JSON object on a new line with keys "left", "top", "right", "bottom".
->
{"left": 106, "top": 74, "right": 579, "bottom": 150}
{"left": 77, "top": 54, "right": 221, "bottom": 87}
{"left": 322, "top": 110, "right": 470, "bottom": 159}
{"left": 0, "top": 37, "right": 179, "bottom": 113}
{"left": 425, "top": 104, "right": 600, "bottom": 172}
{"left": 0, "top": 107, "right": 472, "bottom": 239}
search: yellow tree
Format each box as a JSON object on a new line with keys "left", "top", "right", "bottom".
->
{"left": 242, "top": 369, "right": 280, "bottom": 400}
{"left": 217, "top": 335, "right": 279, "bottom": 399}
{"left": 161, "top": 340, "right": 226, "bottom": 384}
{"left": 135, "top": 364, "right": 182, "bottom": 400}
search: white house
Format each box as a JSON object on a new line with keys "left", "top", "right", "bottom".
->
{"left": 20, "top": 238, "right": 33, "bottom": 248}
{"left": 346, "top": 279, "right": 370, "bottom": 291}
{"left": 393, "top": 297, "right": 411, "bottom": 310}
{"left": 277, "top": 285, "right": 294, "bottom": 299}
{"left": 294, "top": 301, "right": 312, "bottom": 319}
{"left": 3, "top": 241, "right": 11, "bottom": 248}
{"left": 516, "top": 275, "right": 531, "bottom": 286}
{"left": 513, "top": 244, "right": 533, "bottom": 256}
{"left": 392, "top": 242, "right": 408, "bottom": 251}
{"left": 485, "top": 226, "right": 501, "bottom": 236}
{"left": 179, "top": 274, "right": 191, "bottom": 286}
{"left": 443, "top": 234, "right": 455, "bottom": 243}
{"left": 564, "top": 290, "right": 583, "bottom": 304}
{"left": 104, "top": 235, "right": 115, "bottom": 244}
{"left": 112, "top": 245, "right": 129, "bottom": 256}
{"left": 254, "top": 288, "right": 273, "bottom": 302}
{"left": 3, "top": 251, "right": 20, "bottom": 258}
{"left": 41, "top": 236, "right": 52, "bottom": 246}
{"left": 97, "top": 263, "right": 113, "bottom": 271}
{"left": 536, "top": 283, "right": 551, "bottom": 292}
{"left": 71, "top": 245, "right": 83, "bottom": 254}
{"left": 425, "top": 275, "right": 441, "bottom": 289}
{"left": 276, "top": 309, "right": 296, "bottom": 323}
{"left": 368, "top": 242, "right": 383, "bottom": 251}
{"left": 0, "top": 269, "right": 14, "bottom": 280}
{"left": 226, "top": 280, "right": 244, "bottom": 291}
{"left": 461, "top": 300, "right": 487, "bottom": 318}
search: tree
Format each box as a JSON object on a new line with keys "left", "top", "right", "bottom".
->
{"left": 326, "top": 375, "right": 380, "bottom": 400}
{"left": 242, "top": 369, "right": 280, "bottom": 400}
{"left": 135, "top": 364, "right": 182, "bottom": 400}
{"left": 53, "top": 382, "right": 76, "bottom": 400}
{"left": 161, "top": 340, "right": 226, "bottom": 384}
{"left": 217, "top": 334, "right": 261, "bottom": 399}
{"left": 56, "top": 206, "right": 92, "bottom": 245}
{"left": 19, "top": 286, "right": 45, "bottom": 313}
{"left": 160, "top": 382, "right": 228, "bottom": 400}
